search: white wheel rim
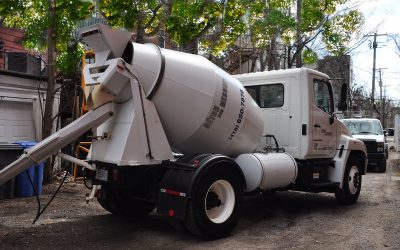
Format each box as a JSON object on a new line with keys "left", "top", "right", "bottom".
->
{"left": 205, "top": 180, "right": 235, "bottom": 224}
{"left": 348, "top": 165, "right": 360, "bottom": 194}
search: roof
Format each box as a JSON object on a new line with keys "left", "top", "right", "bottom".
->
{"left": 0, "top": 69, "right": 47, "bottom": 81}
{"left": 233, "top": 67, "right": 329, "bottom": 81}
{"left": 341, "top": 118, "right": 380, "bottom": 122}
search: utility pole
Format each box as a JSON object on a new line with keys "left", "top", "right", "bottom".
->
{"left": 378, "top": 68, "right": 383, "bottom": 125}
{"left": 295, "top": 0, "right": 302, "bottom": 68}
{"left": 378, "top": 68, "right": 387, "bottom": 127}
{"left": 366, "top": 33, "right": 386, "bottom": 116}
{"left": 371, "top": 33, "right": 377, "bottom": 104}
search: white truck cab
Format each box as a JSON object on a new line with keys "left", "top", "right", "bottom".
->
{"left": 341, "top": 118, "right": 387, "bottom": 172}
{"left": 235, "top": 68, "right": 341, "bottom": 159}
{"left": 235, "top": 68, "right": 367, "bottom": 186}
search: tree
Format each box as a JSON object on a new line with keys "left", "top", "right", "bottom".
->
{"left": 99, "top": 0, "right": 247, "bottom": 55}
{"left": 245, "top": 0, "right": 295, "bottom": 71}
{"left": 1, "top": 0, "right": 93, "bottom": 183}
{"left": 286, "top": 0, "right": 363, "bottom": 68}
{"left": 168, "top": 0, "right": 247, "bottom": 55}
{"left": 244, "top": 0, "right": 363, "bottom": 70}
{"left": 99, "top": 0, "right": 162, "bottom": 43}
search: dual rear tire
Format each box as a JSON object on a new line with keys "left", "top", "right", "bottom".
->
{"left": 97, "top": 161, "right": 243, "bottom": 240}
{"left": 169, "top": 162, "right": 244, "bottom": 240}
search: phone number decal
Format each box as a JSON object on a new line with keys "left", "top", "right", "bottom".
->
{"left": 228, "top": 89, "right": 245, "bottom": 140}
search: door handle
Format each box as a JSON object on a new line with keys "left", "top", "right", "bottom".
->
{"left": 314, "top": 124, "right": 321, "bottom": 128}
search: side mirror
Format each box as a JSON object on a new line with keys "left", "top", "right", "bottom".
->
{"left": 338, "top": 84, "right": 348, "bottom": 111}
{"left": 329, "top": 115, "right": 334, "bottom": 124}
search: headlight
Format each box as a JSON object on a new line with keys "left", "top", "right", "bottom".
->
{"left": 377, "top": 142, "right": 384, "bottom": 152}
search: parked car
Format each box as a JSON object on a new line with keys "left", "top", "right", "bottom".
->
{"left": 341, "top": 118, "right": 387, "bottom": 172}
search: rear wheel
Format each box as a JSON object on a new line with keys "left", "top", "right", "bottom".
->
{"left": 335, "top": 156, "right": 362, "bottom": 205}
{"left": 97, "top": 188, "right": 155, "bottom": 217}
{"left": 183, "top": 164, "right": 243, "bottom": 240}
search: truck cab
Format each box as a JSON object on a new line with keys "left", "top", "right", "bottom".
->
{"left": 235, "top": 68, "right": 345, "bottom": 158}
{"left": 234, "top": 68, "right": 367, "bottom": 185}
{"left": 341, "top": 118, "right": 387, "bottom": 172}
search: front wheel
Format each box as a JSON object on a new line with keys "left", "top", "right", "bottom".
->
{"left": 335, "top": 156, "right": 362, "bottom": 205}
{"left": 183, "top": 164, "right": 243, "bottom": 240}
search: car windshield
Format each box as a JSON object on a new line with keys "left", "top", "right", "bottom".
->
{"left": 342, "top": 120, "right": 383, "bottom": 135}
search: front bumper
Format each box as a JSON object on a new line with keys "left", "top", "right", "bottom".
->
{"left": 367, "top": 152, "right": 385, "bottom": 166}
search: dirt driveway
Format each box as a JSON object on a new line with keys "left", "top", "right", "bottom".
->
{"left": 1, "top": 151, "right": 400, "bottom": 249}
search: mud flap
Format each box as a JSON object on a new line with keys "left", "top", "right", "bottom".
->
{"left": 157, "top": 192, "right": 189, "bottom": 220}
{"left": 157, "top": 164, "right": 195, "bottom": 220}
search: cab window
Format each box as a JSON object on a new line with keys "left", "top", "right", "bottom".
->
{"left": 245, "top": 83, "right": 284, "bottom": 108}
{"left": 313, "top": 79, "right": 333, "bottom": 113}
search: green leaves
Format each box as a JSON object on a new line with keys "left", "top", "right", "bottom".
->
{"left": 57, "top": 42, "right": 85, "bottom": 73}
{"left": 0, "top": 0, "right": 364, "bottom": 72}
{"left": 0, "top": 0, "right": 93, "bottom": 74}
{"left": 322, "top": 10, "right": 363, "bottom": 55}
{"left": 99, "top": 0, "right": 162, "bottom": 35}
{"left": 197, "top": 0, "right": 247, "bottom": 56}
{"left": 303, "top": 48, "right": 318, "bottom": 64}
{"left": 246, "top": 0, "right": 363, "bottom": 68}
{"left": 166, "top": 0, "right": 226, "bottom": 49}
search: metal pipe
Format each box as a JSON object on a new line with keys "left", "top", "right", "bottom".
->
{"left": 0, "top": 103, "right": 113, "bottom": 185}
{"left": 57, "top": 152, "right": 95, "bottom": 171}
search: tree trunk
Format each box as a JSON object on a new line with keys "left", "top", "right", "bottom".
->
{"left": 135, "top": 16, "right": 146, "bottom": 44}
{"left": 250, "top": 48, "right": 258, "bottom": 72}
{"left": 42, "top": 0, "right": 56, "bottom": 184}
{"left": 268, "top": 35, "right": 280, "bottom": 70}
{"left": 260, "top": 49, "right": 267, "bottom": 72}
{"left": 287, "top": 45, "right": 294, "bottom": 68}
{"left": 182, "top": 39, "right": 198, "bottom": 54}
{"left": 295, "top": 0, "right": 302, "bottom": 68}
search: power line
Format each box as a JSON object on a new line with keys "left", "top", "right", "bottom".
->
{"left": 353, "top": 65, "right": 373, "bottom": 74}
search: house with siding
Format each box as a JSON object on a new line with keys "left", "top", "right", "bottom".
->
{"left": 0, "top": 26, "right": 54, "bottom": 143}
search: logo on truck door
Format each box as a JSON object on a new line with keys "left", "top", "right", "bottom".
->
{"left": 311, "top": 78, "right": 336, "bottom": 156}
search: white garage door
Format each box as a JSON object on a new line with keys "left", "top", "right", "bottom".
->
{"left": 0, "top": 100, "right": 36, "bottom": 143}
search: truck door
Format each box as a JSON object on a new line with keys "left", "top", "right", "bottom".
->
{"left": 245, "top": 82, "right": 290, "bottom": 147}
{"left": 311, "top": 77, "right": 337, "bottom": 157}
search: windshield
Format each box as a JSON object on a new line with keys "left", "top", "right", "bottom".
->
{"left": 342, "top": 120, "right": 383, "bottom": 135}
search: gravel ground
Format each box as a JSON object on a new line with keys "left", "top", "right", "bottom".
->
{"left": 1, "top": 150, "right": 400, "bottom": 249}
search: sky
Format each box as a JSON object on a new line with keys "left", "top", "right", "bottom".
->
{"left": 348, "top": 0, "right": 400, "bottom": 103}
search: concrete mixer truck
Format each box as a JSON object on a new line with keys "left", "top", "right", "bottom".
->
{"left": 0, "top": 24, "right": 367, "bottom": 240}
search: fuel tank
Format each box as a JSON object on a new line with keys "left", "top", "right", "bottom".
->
{"left": 235, "top": 153, "right": 298, "bottom": 192}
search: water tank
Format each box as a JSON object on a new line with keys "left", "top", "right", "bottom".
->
{"left": 126, "top": 43, "right": 264, "bottom": 156}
